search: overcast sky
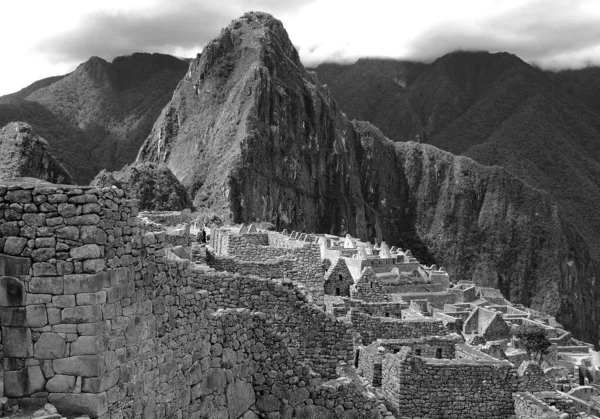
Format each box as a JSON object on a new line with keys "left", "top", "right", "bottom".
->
{"left": 2, "top": 0, "right": 600, "bottom": 96}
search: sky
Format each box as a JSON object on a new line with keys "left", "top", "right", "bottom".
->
{"left": 2, "top": 0, "right": 600, "bottom": 96}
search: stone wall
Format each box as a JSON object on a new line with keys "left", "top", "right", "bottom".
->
{"left": 209, "top": 229, "right": 325, "bottom": 305}
{"left": 350, "top": 309, "right": 450, "bottom": 345}
{"left": 513, "top": 392, "right": 565, "bottom": 419}
{"left": 517, "top": 361, "right": 554, "bottom": 392}
{"left": 382, "top": 347, "right": 517, "bottom": 418}
{"left": 342, "top": 299, "right": 408, "bottom": 319}
{"left": 0, "top": 182, "right": 139, "bottom": 416}
{"left": 377, "top": 335, "right": 462, "bottom": 359}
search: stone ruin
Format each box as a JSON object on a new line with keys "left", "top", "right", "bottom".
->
{"left": 1, "top": 182, "right": 600, "bottom": 418}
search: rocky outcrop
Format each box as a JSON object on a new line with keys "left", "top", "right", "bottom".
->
{"left": 0, "top": 121, "right": 73, "bottom": 184}
{"left": 136, "top": 12, "right": 600, "bottom": 345}
{"left": 90, "top": 163, "right": 192, "bottom": 211}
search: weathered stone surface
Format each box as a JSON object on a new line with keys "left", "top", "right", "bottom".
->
{"left": 26, "top": 304, "right": 48, "bottom": 327}
{"left": 64, "top": 273, "right": 103, "bottom": 294}
{"left": 256, "top": 394, "right": 280, "bottom": 412}
{"left": 34, "top": 332, "right": 66, "bottom": 359}
{"left": 226, "top": 380, "right": 255, "bottom": 419}
{"left": 23, "top": 213, "right": 46, "bottom": 226}
{"left": 4, "top": 366, "right": 45, "bottom": 397}
{"left": 195, "top": 368, "right": 227, "bottom": 397}
{"left": 0, "top": 275, "right": 26, "bottom": 306}
{"left": 71, "top": 335, "right": 106, "bottom": 355}
{"left": 53, "top": 355, "right": 104, "bottom": 377}
{"left": 46, "top": 374, "right": 77, "bottom": 393}
{"left": 31, "top": 247, "right": 56, "bottom": 262}
{"left": 2, "top": 326, "right": 33, "bottom": 357}
{"left": 70, "top": 244, "right": 102, "bottom": 260}
{"left": 29, "top": 276, "right": 63, "bottom": 294}
{"left": 48, "top": 392, "right": 108, "bottom": 417}
{"left": 3, "top": 236, "right": 27, "bottom": 255}
{"left": 0, "top": 306, "right": 26, "bottom": 326}
{"left": 61, "top": 305, "right": 103, "bottom": 323}
{"left": 56, "top": 226, "right": 79, "bottom": 240}
{"left": 295, "top": 405, "right": 334, "bottom": 419}
{"left": 83, "top": 258, "right": 106, "bottom": 273}
{"left": 32, "top": 262, "right": 58, "bottom": 276}
{"left": 82, "top": 370, "right": 120, "bottom": 393}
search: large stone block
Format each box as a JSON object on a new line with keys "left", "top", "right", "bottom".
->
{"left": 0, "top": 306, "right": 26, "bottom": 326}
{"left": 32, "top": 262, "right": 58, "bottom": 276}
{"left": 3, "top": 237, "right": 27, "bottom": 255}
{"left": 2, "top": 326, "right": 33, "bottom": 357}
{"left": 61, "top": 305, "right": 102, "bottom": 323}
{"left": 34, "top": 333, "right": 66, "bottom": 359}
{"left": 53, "top": 355, "right": 105, "bottom": 377}
{"left": 4, "top": 366, "right": 45, "bottom": 397}
{"left": 0, "top": 254, "right": 31, "bottom": 276}
{"left": 23, "top": 213, "right": 46, "bottom": 227}
{"left": 0, "top": 275, "right": 26, "bottom": 306}
{"left": 64, "top": 214, "right": 101, "bottom": 226}
{"left": 56, "top": 226, "right": 79, "bottom": 240}
{"left": 82, "top": 370, "right": 120, "bottom": 393}
{"left": 5, "top": 189, "right": 32, "bottom": 203}
{"left": 70, "top": 244, "right": 101, "bottom": 261}
{"left": 48, "top": 392, "right": 108, "bottom": 418}
{"left": 64, "top": 273, "right": 103, "bottom": 294}
{"left": 76, "top": 291, "right": 107, "bottom": 306}
{"left": 227, "top": 380, "right": 255, "bottom": 419}
{"left": 29, "top": 277, "right": 64, "bottom": 294}
{"left": 26, "top": 304, "right": 48, "bottom": 327}
{"left": 71, "top": 335, "right": 107, "bottom": 355}
{"left": 83, "top": 259, "right": 106, "bottom": 273}
{"left": 46, "top": 374, "right": 77, "bottom": 393}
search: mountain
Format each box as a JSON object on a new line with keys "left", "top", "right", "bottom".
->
{"left": 0, "top": 121, "right": 73, "bottom": 183}
{"left": 0, "top": 53, "right": 189, "bottom": 183}
{"left": 312, "top": 53, "right": 600, "bottom": 260}
{"left": 135, "top": 12, "right": 599, "bottom": 344}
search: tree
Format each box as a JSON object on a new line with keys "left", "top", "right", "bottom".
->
{"left": 512, "top": 324, "right": 552, "bottom": 365}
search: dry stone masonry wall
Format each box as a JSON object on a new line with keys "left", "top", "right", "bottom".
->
{"left": 0, "top": 183, "right": 380, "bottom": 419}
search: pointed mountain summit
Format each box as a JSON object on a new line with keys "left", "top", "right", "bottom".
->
{"left": 135, "top": 12, "right": 599, "bottom": 344}
{"left": 137, "top": 11, "right": 368, "bottom": 232}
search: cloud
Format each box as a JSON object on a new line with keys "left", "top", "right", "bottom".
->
{"left": 405, "top": 0, "right": 600, "bottom": 68}
{"left": 34, "top": 0, "right": 316, "bottom": 64}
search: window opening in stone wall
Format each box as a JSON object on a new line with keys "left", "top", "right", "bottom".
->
{"left": 415, "top": 348, "right": 421, "bottom": 356}
{"left": 339, "top": 274, "right": 343, "bottom": 281}
{"left": 436, "top": 348, "right": 442, "bottom": 359}
{"left": 335, "top": 288, "right": 340, "bottom": 296}
{"left": 354, "top": 349, "right": 360, "bottom": 367}
{"left": 385, "top": 313, "right": 389, "bottom": 317}
{"left": 370, "top": 282, "right": 373, "bottom": 288}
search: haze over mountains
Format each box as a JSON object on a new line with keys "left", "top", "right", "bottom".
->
{"left": 1, "top": 12, "right": 600, "bottom": 345}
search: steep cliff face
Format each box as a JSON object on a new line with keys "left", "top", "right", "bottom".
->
{"left": 354, "top": 122, "right": 599, "bottom": 342}
{"left": 137, "top": 12, "right": 369, "bottom": 235}
{"left": 0, "top": 121, "right": 73, "bottom": 184}
{"left": 137, "top": 12, "right": 599, "bottom": 344}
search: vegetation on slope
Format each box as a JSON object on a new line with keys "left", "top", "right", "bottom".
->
{"left": 0, "top": 53, "right": 189, "bottom": 183}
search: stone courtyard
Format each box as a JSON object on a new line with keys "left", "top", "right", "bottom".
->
{"left": 1, "top": 180, "right": 600, "bottom": 418}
